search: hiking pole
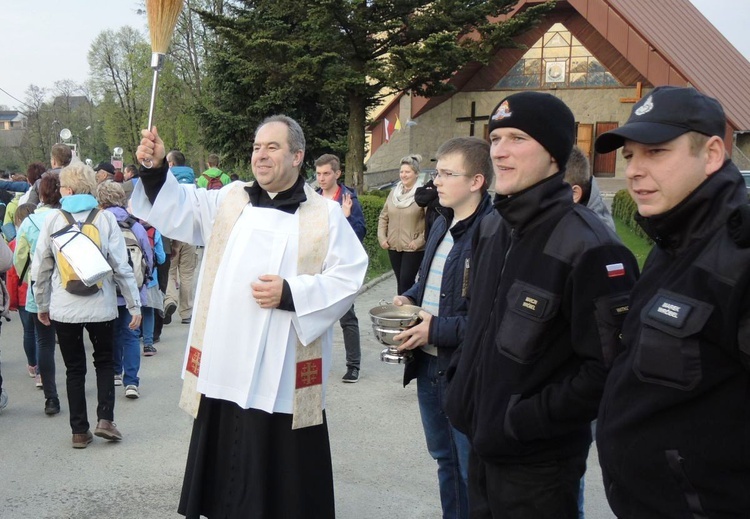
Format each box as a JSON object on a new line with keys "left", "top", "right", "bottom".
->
{"left": 142, "top": 0, "right": 184, "bottom": 168}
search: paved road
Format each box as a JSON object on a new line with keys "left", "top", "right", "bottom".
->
{"left": 0, "top": 273, "right": 616, "bottom": 518}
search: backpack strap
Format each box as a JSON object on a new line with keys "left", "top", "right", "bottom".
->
{"left": 51, "top": 210, "right": 77, "bottom": 239}
{"left": 59, "top": 209, "right": 76, "bottom": 226}
{"left": 19, "top": 255, "right": 31, "bottom": 283}
{"left": 84, "top": 207, "right": 100, "bottom": 225}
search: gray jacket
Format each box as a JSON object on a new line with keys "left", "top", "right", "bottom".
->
{"left": 31, "top": 208, "right": 141, "bottom": 322}
{"left": 587, "top": 177, "right": 615, "bottom": 233}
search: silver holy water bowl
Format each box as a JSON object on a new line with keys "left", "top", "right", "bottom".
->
{"left": 368, "top": 301, "right": 422, "bottom": 364}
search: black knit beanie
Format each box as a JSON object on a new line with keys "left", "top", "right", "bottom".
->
{"left": 487, "top": 92, "right": 576, "bottom": 170}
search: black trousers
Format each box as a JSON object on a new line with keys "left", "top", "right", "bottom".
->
{"left": 469, "top": 450, "right": 587, "bottom": 519}
{"left": 388, "top": 249, "right": 425, "bottom": 295}
{"left": 54, "top": 320, "right": 116, "bottom": 434}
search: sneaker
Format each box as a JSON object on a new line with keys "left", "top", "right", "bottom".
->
{"left": 181, "top": 317, "right": 191, "bottom": 325}
{"left": 94, "top": 419, "right": 122, "bottom": 441}
{"left": 44, "top": 397, "right": 61, "bottom": 416}
{"left": 35, "top": 374, "right": 43, "bottom": 389}
{"left": 0, "top": 389, "right": 7, "bottom": 412}
{"left": 72, "top": 430, "right": 94, "bottom": 449}
{"left": 27, "top": 365, "right": 37, "bottom": 378}
{"left": 114, "top": 374, "right": 123, "bottom": 386}
{"left": 143, "top": 344, "right": 157, "bottom": 356}
{"left": 342, "top": 367, "right": 360, "bottom": 383}
{"left": 125, "top": 385, "right": 140, "bottom": 399}
{"left": 163, "top": 302, "right": 177, "bottom": 325}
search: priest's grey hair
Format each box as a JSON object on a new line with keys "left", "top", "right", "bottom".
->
{"left": 257, "top": 115, "right": 306, "bottom": 155}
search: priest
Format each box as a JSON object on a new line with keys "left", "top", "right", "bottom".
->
{"left": 132, "top": 115, "right": 368, "bottom": 519}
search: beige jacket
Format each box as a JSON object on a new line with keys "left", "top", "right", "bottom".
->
{"left": 377, "top": 192, "right": 426, "bottom": 252}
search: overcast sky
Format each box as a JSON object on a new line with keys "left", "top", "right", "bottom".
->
{"left": 0, "top": 0, "right": 748, "bottom": 110}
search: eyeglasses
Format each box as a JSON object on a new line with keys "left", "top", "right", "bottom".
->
{"left": 430, "top": 170, "right": 473, "bottom": 181}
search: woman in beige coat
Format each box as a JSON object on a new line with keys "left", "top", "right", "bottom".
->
{"left": 378, "top": 154, "right": 426, "bottom": 295}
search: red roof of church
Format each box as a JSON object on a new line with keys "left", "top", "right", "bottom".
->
{"left": 573, "top": 0, "right": 750, "bottom": 131}
{"left": 397, "top": 0, "right": 750, "bottom": 132}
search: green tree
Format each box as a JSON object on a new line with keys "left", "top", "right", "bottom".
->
{"left": 3, "top": 81, "right": 102, "bottom": 171}
{"left": 88, "top": 27, "right": 152, "bottom": 164}
{"left": 197, "top": 0, "right": 554, "bottom": 190}
{"left": 87, "top": 24, "right": 206, "bottom": 168}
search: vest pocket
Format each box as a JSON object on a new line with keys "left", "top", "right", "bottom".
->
{"left": 634, "top": 291, "right": 713, "bottom": 390}
{"left": 496, "top": 281, "right": 560, "bottom": 364}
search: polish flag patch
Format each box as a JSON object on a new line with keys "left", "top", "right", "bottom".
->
{"left": 606, "top": 263, "right": 625, "bottom": 278}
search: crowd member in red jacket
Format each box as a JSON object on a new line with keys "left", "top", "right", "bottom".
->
{"left": 7, "top": 204, "right": 39, "bottom": 387}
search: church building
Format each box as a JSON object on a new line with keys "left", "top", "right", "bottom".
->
{"left": 365, "top": 0, "right": 750, "bottom": 188}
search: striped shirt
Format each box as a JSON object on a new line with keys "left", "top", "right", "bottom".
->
{"left": 421, "top": 222, "right": 456, "bottom": 356}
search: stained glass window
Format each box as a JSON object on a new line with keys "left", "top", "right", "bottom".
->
{"left": 496, "top": 23, "right": 621, "bottom": 89}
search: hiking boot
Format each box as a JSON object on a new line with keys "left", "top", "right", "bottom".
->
{"left": 44, "top": 397, "right": 61, "bottom": 416}
{"left": 143, "top": 344, "right": 157, "bottom": 356}
{"left": 72, "top": 430, "right": 93, "bottom": 449}
{"left": 163, "top": 302, "right": 177, "bottom": 325}
{"left": 0, "top": 389, "right": 7, "bottom": 412}
{"left": 94, "top": 419, "right": 122, "bottom": 441}
{"left": 125, "top": 385, "right": 140, "bottom": 399}
{"left": 114, "top": 374, "right": 123, "bottom": 386}
{"left": 342, "top": 367, "right": 360, "bottom": 383}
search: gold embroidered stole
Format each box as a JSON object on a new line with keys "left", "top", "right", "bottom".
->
{"left": 179, "top": 182, "right": 329, "bottom": 429}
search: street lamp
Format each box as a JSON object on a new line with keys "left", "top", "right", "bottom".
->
{"left": 112, "top": 147, "right": 124, "bottom": 172}
{"left": 60, "top": 128, "right": 78, "bottom": 158}
{"left": 50, "top": 120, "right": 61, "bottom": 146}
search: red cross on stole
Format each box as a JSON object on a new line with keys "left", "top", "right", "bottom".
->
{"left": 186, "top": 346, "right": 202, "bottom": 377}
{"left": 295, "top": 358, "right": 323, "bottom": 388}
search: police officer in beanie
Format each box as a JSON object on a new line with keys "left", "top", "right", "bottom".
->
{"left": 444, "top": 91, "right": 638, "bottom": 518}
{"left": 595, "top": 86, "right": 750, "bottom": 518}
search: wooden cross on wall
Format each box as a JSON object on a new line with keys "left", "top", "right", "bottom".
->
{"left": 619, "top": 82, "right": 644, "bottom": 103}
{"left": 456, "top": 101, "right": 491, "bottom": 137}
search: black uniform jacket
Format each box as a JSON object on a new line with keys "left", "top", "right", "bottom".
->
{"left": 597, "top": 160, "right": 750, "bottom": 519}
{"left": 445, "top": 172, "right": 639, "bottom": 464}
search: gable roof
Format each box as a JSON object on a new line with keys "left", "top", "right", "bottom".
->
{"left": 572, "top": 0, "right": 750, "bottom": 131}
{"left": 405, "top": 0, "right": 750, "bottom": 131}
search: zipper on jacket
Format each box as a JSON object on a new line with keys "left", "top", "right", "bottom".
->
{"left": 476, "top": 227, "right": 517, "bottom": 363}
{"left": 461, "top": 257, "right": 470, "bottom": 298}
{"left": 499, "top": 228, "right": 516, "bottom": 279}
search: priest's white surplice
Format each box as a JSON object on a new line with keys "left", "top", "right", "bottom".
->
{"left": 131, "top": 175, "right": 368, "bottom": 414}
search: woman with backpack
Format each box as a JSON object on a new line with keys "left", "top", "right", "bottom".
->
{"left": 8, "top": 204, "right": 40, "bottom": 386}
{"left": 32, "top": 163, "right": 141, "bottom": 448}
{"left": 13, "top": 176, "right": 63, "bottom": 416}
{"left": 139, "top": 220, "right": 166, "bottom": 356}
{"left": 97, "top": 181, "right": 153, "bottom": 400}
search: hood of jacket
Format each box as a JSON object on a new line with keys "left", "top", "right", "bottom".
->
{"left": 203, "top": 167, "right": 223, "bottom": 178}
{"left": 170, "top": 166, "right": 195, "bottom": 184}
{"left": 60, "top": 194, "right": 98, "bottom": 213}
{"left": 106, "top": 205, "right": 131, "bottom": 222}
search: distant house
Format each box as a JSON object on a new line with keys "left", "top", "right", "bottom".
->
{"left": 366, "top": 0, "right": 750, "bottom": 185}
{"left": 52, "top": 95, "right": 91, "bottom": 112}
{"left": 0, "top": 111, "right": 26, "bottom": 131}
